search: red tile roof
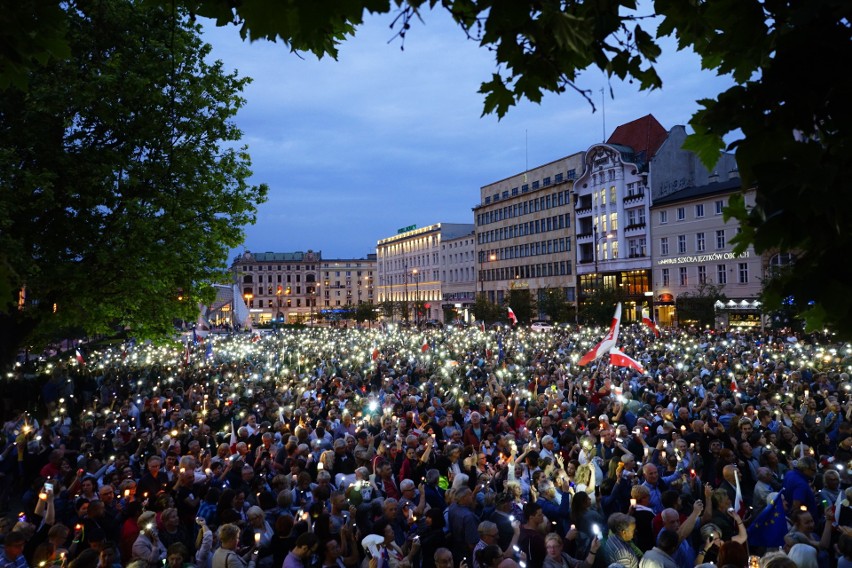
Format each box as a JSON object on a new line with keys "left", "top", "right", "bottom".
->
{"left": 606, "top": 114, "right": 668, "bottom": 159}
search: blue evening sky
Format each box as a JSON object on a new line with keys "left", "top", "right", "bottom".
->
{"left": 202, "top": 8, "right": 736, "bottom": 261}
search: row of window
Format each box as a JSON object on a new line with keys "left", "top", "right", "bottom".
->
{"left": 484, "top": 237, "right": 571, "bottom": 263}
{"left": 660, "top": 230, "right": 726, "bottom": 255}
{"left": 659, "top": 263, "right": 750, "bottom": 287}
{"left": 245, "top": 294, "right": 375, "bottom": 309}
{"left": 444, "top": 267, "right": 474, "bottom": 283}
{"left": 482, "top": 261, "right": 573, "bottom": 282}
{"left": 242, "top": 264, "right": 319, "bottom": 271}
{"left": 485, "top": 171, "right": 578, "bottom": 204}
{"left": 478, "top": 214, "right": 571, "bottom": 244}
{"left": 478, "top": 190, "right": 572, "bottom": 225}
{"left": 659, "top": 200, "right": 725, "bottom": 224}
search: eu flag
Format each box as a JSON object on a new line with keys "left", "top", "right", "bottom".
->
{"left": 747, "top": 494, "right": 788, "bottom": 548}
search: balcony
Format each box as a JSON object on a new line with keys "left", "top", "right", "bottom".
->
{"left": 623, "top": 222, "right": 647, "bottom": 233}
{"left": 576, "top": 231, "right": 593, "bottom": 240}
{"left": 623, "top": 192, "right": 645, "bottom": 204}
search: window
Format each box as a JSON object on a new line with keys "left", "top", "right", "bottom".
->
{"left": 660, "top": 237, "right": 669, "bottom": 256}
{"left": 677, "top": 207, "right": 685, "bottom": 221}
{"left": 679, "top": 267, "right": 688, "bottom": 286}
{"left": 532, "top": 180, "right": 540, "bottom": 189}
{"left": 554, "top": 173, "right": 563, "bottom": 184}
{"left": 716, "top": 230, "right": 726, "bottom": 249}
{"left": 611, "top": 241, "right": 618, "bottom": 259}
{"left": 662, "top": 268, "right": 670, "bottom": 287}
{"left": 717, "top": 264, "right": 727, "bottom": 285}
{"left": 659, "top": 210, "right": 668, "bottom": 224}
{"left": 696, "top": 232, "right": 706, "bottom": 252}
{"left": 543, "top": 176, "right": 551, "bottom": 187}
{"left": 678, "top": 235, "right": 687, "bottom": 254}
{"left": 627, "top": 209, "right": 637, "bottom": 226}
{"left": 610, "top": 186, "right": 616, "bottom": 203}
{"left": 698, "top": 265, "right": 707, "bottom": 284}
{"left": 695, "top": 204, "right": 704, "bottom": 218}
{"left": 609, "top": 212, "right": 618, "bottom": 231}
{"left": 715, "top": 199, "right": 724, "bottom": 215}
{"left": 738, "top": 262, "right": 749, "bottom": 283}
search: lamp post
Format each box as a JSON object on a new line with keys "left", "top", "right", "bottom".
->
{"left": 243, "top": 292, "right": 253, "bottom": 329}
{"left": 592, "top": 225, "right": 613, "bottom": 275}
{"left": 403, "top": 262, "right": 409, "bottom": 322}
{"left": 479, "top": 251, "right": 497, "bottom": 299}
{"left": 412, "top": 268, "right": 420, "bottom": 325}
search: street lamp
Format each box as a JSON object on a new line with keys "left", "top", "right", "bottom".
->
{"left": 412, "top": 268, "right": 420, "bottom": 325}
{"left": 243, "top": 292, "right": 253, "bottom": 329}
{"left": 592, "top": 225, "right": 613, "bottom": 274}
{"left": 479, "top": 251, "right": 497, "bottom": 298}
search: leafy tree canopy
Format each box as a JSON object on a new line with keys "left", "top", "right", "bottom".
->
{"left": 5, "top": 0, "right": 852, "bottom": 335}
{"left": 0, "top": 0, "right": 267, "bottom": 364}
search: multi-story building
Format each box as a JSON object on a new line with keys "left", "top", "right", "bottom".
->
{"left": 473, "top": 153, "right": 583, "bottom": 314}
{"left": 376, "top": 223, "right": 474, "bottom": 322}
{"left": 650, "top": 177, "right": 762, "bottom": 328}
{"left": 574, "top": 115, "right": 667, "bottom": 321}
{"left": 231, "top": 250, "right": 375, "bottom": 324}
{"left": 439, "top": 229, "right": 477, "bottom": 322}
{"left": 318, "top": 256, "right": 377, "bottom": 318}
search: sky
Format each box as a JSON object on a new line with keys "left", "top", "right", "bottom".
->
{"left": 201, "top": 7, "right": 736, "bottom": 262}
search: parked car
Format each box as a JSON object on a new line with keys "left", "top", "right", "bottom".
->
{"left": 530, "top": 321, "right": 554, "bottom": 332}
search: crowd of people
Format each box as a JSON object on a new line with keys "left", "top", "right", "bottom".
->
{"left": 1, "top": 320, "right": 851, "bottom": 568}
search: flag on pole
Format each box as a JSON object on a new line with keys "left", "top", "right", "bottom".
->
{"left": 578, "top": 303, "right": 622, "bottom": 366}
{"left": 747, "top": 493, "right": 787, "bottom": 547}
{"left": 641, "top": 307, "right": 660, "bottom": 337}
{"left": 421, "top": 338, "right": 430, "bottom": 353}
{"left": 730, "top": 377, "right": 739, "bottom": 392}
{"left": 192, "top": 328, "right": 198, "bottom": 345}
{"left": 497, "top": 336, "right": 505, "bottom": 362}
{"left": 507, "top": 307, "right": 517, "bottom": 326}
{"left": 75, "top": 348, "right": 86, "bottom": 366}
{"left": 734, "top": 470, "right": 746, "bottom": 518}
{"left": 609, "top": 347, "right": 645, "bottom": 373}
{"left": 229, "top": 420, "right": 238, "bottom": 454}
{"left": 205, "top": 339, "right": 213, "bottom": 359}
{"left": 371, "top": 347, "right": 380, "bottom": 361}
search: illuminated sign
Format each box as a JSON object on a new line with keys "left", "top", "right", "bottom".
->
{"left": 397, "top": 224, "right": 417, "bottom": 234}
{"left": 656, "top": 251, "right": 750, "bottom": 266}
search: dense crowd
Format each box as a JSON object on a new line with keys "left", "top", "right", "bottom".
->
{"left": 1, "top": 320, "right": 851, "bottom": 568}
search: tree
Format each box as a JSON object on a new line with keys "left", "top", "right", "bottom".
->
{"left": 354, "top": 302, "right": 379, "bottom": 327}
{"left": 0, "top": 0, "right": 267, "bottom": 366}
{"left": 579, "top": 286, "right": 629, "bottom": 327}
{"left": 537, "top": 287, "right": 575, "bottom": 323}
{"left": 472, "top": 296, "right": 502, "bottom": 324}
{"left": 379, "top": 300, "right": 396, "bottom": 321}
{"left": 6, "top": 0, "right": 851, "bottom": 335}
{"left": 676, "top": 282, "right": 726, "bottom": 330}
{"left": 506, "top": 288, "right": 534, "bottom": 325}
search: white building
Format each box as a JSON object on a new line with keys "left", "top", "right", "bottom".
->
{"left": 440, "top": 229, "right": 477, "bottom": 322}
{"left": 376, "top": 223, "right": 474, "bottom": 322}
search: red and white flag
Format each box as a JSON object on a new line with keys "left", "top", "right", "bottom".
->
{"left": 578, "top": 303, "right": 622, "bottom": 366}
{"left": 609, "top": 348, "right": 645, "bottom": 373}
{"left": 730, "top": 377, "right": 739, "bottom": 392}
{"left": 371, "top": 347, "right": 380, "bottom": 361}
{"left": 229, "top": 420, "right": 238, "bottom": 454}
{"left": 421, "top": 338, "right": 430, "bottom": 353}
{"left": 507, "top": 307, "right": 517, "bottom": 326}
{"left": 734, "top": 470, "right": 746, "bottom": 518}
{"left": 75, "top": 348, "right": 86, "bottom": 366}
{"left": 642, "top": 307, "right": 660, "bottom": 337}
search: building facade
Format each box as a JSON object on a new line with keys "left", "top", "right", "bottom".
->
{"left": 439, "top": 229, "right": 477, "bottom": 322}
{"left": 472, "top": 153, "right": 583, "bottom": 315}
{"left": 376, "top": 223, "right": 474, "bottom": 322}
{"left": 650, "top": 179, "right": 762, "bottom": 328}
{"left": 231, "top": 250, "right": 375, "bottom": 325}
{"left": 574, "top": 115, "right": 667, "bottom": 322}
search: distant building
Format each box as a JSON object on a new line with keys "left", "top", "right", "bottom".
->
{"left": 650, "top": 178, "right": 762, "bottom": 329}
{"left": 473, "top": 153, "right": 584, "bottom": 314}
{"left": 230, "top": 250, "right": 375, "bottom": 325}
{"left": 376, "top": 223, "right": 474, "bottom": 322}
{"left": 574, "top": 115, "right": 665, "bottom": 321}
{"left": 439, "top": 229, "right": 477, "bottom": 322}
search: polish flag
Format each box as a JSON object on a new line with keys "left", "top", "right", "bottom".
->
{"left": 507, "top": 307, "right": 517, "bottom": 326}
{"left": 421, "top": 338, "right": 430, "bottom": 353}
{"left": 734, "top": 470, "right": 746, "bottom": 518}
{"left": 609, "top": 347, "right": 645, "bottom": 373}
{"left": 371, "top": 347, "right": 380, "bottom": 361}
{"left": 229, "top": 420, "right": 239, "bottom": 454}
{"left": 578, "top": 303, "right": 622, "bottom": 366}
{"left": 730, "top": 377, "right": 739, "bottom": 392}
{"left": 642, "top": 307, "right": 660, "bottom": 337}
{"left": 75, "top": 348, "right": 86, "bottom": 366}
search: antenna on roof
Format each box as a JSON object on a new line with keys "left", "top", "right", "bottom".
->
{"left": 525, "top": 129, "right": 529, "bottom": 179}
{"left": 601, "top": 87, "right": 606, "bottom": 142}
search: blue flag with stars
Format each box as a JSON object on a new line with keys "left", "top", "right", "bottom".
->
{"left": 747, "top": 493, "right": 787, "bottom": 548}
